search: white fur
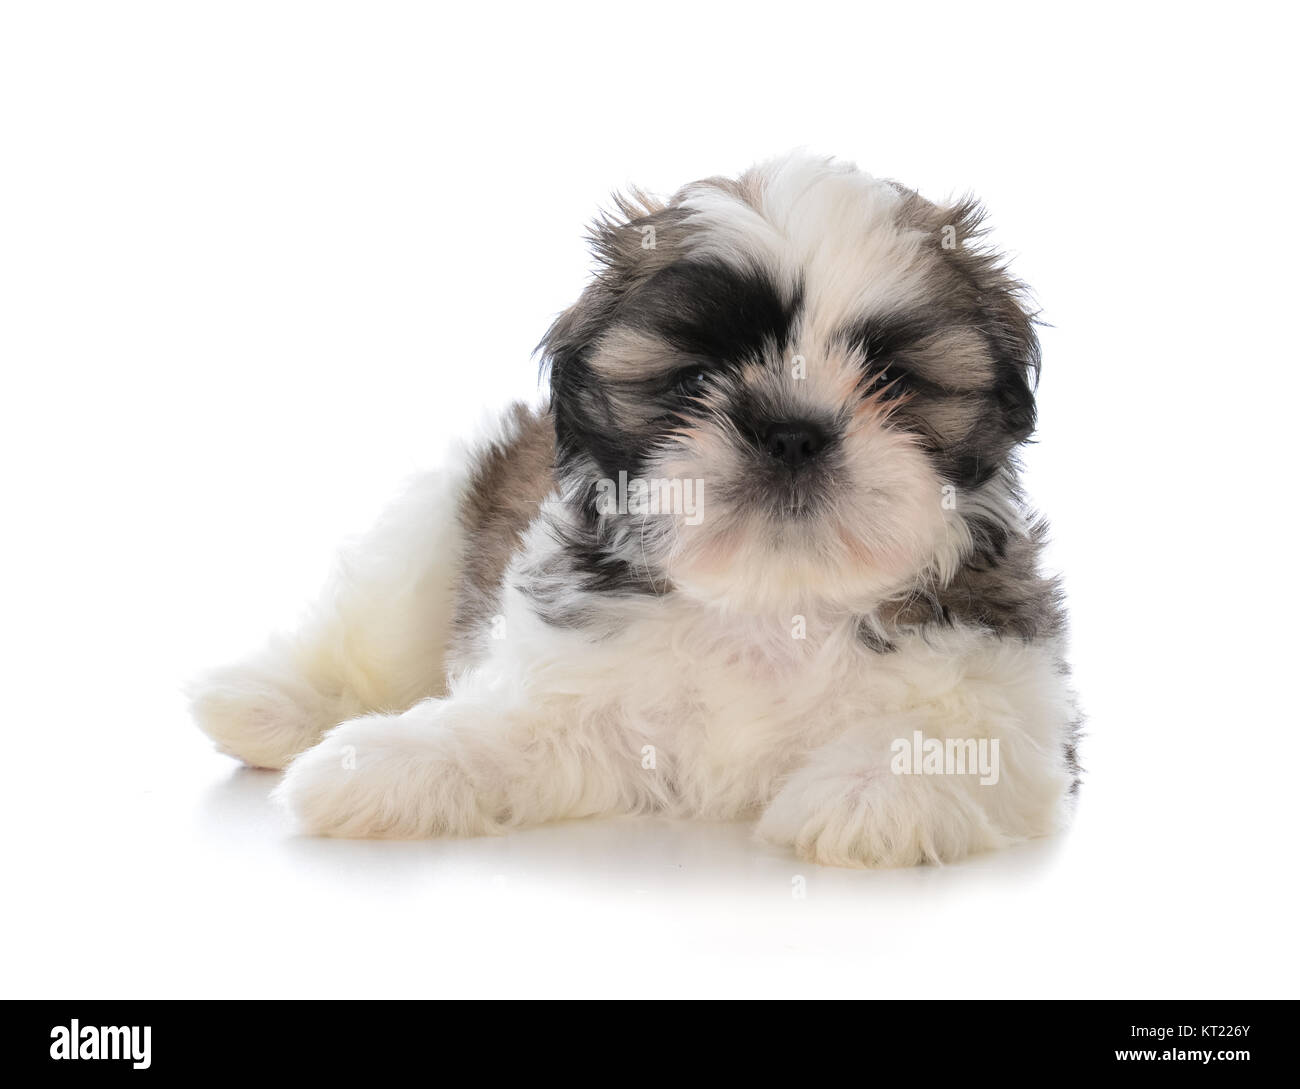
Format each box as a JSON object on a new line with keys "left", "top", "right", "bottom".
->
{"left": 195, "top": 476, "right": 1074, "bottom": 866}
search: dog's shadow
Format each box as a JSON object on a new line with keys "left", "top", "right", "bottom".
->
{"left": 199, "top": 764, "right": 1066, "bottom": 902}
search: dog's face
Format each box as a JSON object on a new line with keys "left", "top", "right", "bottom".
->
{"left": 542, "top": 155, "right": 1038, "bottom": 613}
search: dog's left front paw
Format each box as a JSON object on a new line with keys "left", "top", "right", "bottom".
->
{"left": 275, "top": 707, "right": 503, "bottom": 839}
{"left": 756, "top": 769, "right": 997, "bottom": 868}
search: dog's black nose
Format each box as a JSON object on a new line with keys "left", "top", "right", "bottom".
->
{"left": 762, "top": 421, "right": 827, "bottom": 468}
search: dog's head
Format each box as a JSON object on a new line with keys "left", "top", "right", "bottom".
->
{"left": 541, "top": 154, "right": 1039, "bottom": 613}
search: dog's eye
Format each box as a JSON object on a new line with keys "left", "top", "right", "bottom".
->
{"left": 673, "top": 366, "right": 710, "bottom": 394}
{"left": 872, "top": 363, "right": 910, "bottom": 400}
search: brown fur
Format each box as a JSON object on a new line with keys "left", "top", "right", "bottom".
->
{"left": 447, "top": 403, "right": 556, "bottom": 671}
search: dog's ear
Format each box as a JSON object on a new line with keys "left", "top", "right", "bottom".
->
{"left": 943, "top": 197, "right": 1040, "bottom": 449}
{"left": 895, "top": 188, "right": 1040, "bottom": 454}
{"left": 538, "top": 190, "right": 684, "bottom": 380}
{"left": 538, "top": 192, "right": 687, "bottom": 466}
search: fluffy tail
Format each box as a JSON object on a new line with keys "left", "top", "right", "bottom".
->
{"left": 188, "top": 469, "right": 467, "bottom": 769}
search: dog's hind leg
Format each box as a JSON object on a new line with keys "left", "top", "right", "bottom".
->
{"left": 188, "top": 469, "right": 468, "bottom": 770}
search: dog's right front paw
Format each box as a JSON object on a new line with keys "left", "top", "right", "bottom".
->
{"left": 275, "top": 707, "right": 502, "bottom": 839}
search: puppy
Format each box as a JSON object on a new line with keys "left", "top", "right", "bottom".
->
{"left": 191, "top": 153, "right": 1080, "bottom": 867}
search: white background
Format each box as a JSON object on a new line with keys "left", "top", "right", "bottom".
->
{"left": 2, "top": 1, "right": 1297, "bottom": 998}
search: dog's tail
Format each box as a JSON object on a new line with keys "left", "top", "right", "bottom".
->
{"left": 187, "top": 402, "right": 557, "bottom": 769}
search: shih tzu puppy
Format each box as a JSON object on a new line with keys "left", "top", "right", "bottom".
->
{"left": 191, "top": 153, "right": 1079, "bottom": 867}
